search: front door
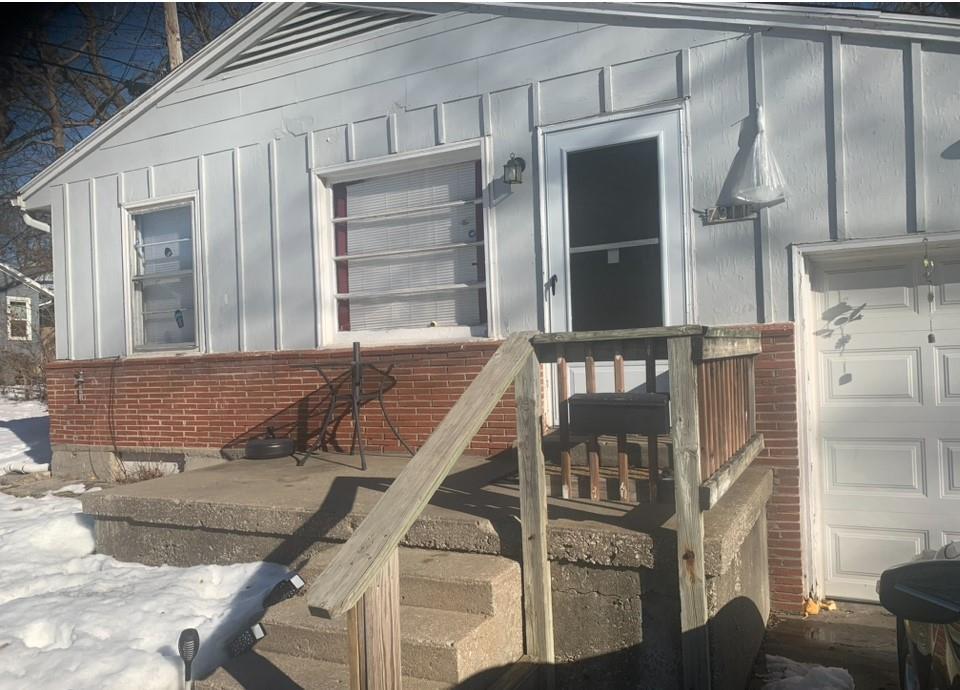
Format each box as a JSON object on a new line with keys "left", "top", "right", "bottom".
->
{"left": 542, "top": 110, "right": 686, "bottom": 395}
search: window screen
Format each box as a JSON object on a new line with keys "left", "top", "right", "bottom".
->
{"left": 130, "top": 205, "right": 196, "bottom": 350}
{"left": 332, "top": 160, "right": 486, "bottom": 332}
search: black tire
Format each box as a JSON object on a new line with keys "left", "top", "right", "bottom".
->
{"left": 245, "top": 437, "right": 295, "bottom": 459}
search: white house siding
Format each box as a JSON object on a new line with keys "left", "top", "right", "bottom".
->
{"left": 29, "top": 6, "right": 960, "bottom": 360}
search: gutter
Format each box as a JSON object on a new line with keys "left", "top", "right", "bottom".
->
{"left": 0, "top": 261, "right": 55, "bottom": 300}
{"left": 10, "top": 196, "right": 51, "bottom": 234}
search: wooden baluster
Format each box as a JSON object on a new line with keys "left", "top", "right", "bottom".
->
{"left": 585, "top": 345, "right": 601, "bottom": 502}
{"left": 646, "top": 341, "right": 659, "bottom": 503}
{"left": 557, "top": 346, "right": 572, "bottom": 499}
{"left": 697, "top": 364, "right": 710, "bottom": 482}
{"left": 347, "top": 548, "right": 402, "bottom": 690}
{"left": 747, "top": 355, "right": 757, "bottom": 436}
{"left": 724, "top": 359, "right": 735, "bottom": 466}
{"left": 515, "top": 351, "right": 556, "bottom": 687}
{"left": 613, "top": 346, "right": 631, "bottom": 502}
{"left": 739, "top": 358, "right": 748, "bottom": 449}
{"left": 707, "top": 361, "right": 721, "bottom": 478}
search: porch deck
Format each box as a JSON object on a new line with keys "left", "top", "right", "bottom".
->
{"left": 81, "top": 449, "right": 768, "bottom": 581}
{"left": 81, "top": 450, "right": 665, "bottom": 570}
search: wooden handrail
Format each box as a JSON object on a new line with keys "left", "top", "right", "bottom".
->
{"left": 308, "top": 331, "right": 537, "bottom": 620}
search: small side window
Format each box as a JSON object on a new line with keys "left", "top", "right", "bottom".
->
{"left": 129, "top": 204, "right": 197, "bottom": 351}
{"left": 6, "top": 297, "right": 31, "bottom": 341}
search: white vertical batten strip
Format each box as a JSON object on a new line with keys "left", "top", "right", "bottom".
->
{"left": 197, "top": 155, "right": 211, "bottom": 352}
{"left": 751, "top": 31, "right": 773, "bottom": 323}
{"left": 436, "top": 102, "right": 447, "bottom": 145}
{"left": 829, "top": 33, "right": 846, "bottom": 240}
{"left": 531, "top": 82, "right": 542, "bottom": 127}
{"left": 680, "top": 48, "right": 692, "bottom": 98}
{"left": 345, "top": 123, "right": 356, "bottom": 162}
{"left": 62, "top": 184, "right": 74, "bottom": 359}
{"left": 387, "top": 113, "right": 399, "bottom": 154}
{"left": 118, "top": 174, "right": 132, "bottom": 355}
{"left": 307, "top": 131, "right": 323, "bottom": 348}
{"left": 268, "top": 139, "right": 283, "bottom": 350}
{"left": 481, "top": 93, "right": 493, "bottom": 136}
{"left": 147, "top": 165, "right": 155, "bottom": 199}
{"left": 908, "top": 41, "right": 925, "bottom": 233}
{"left": 89, "top": 177, "right": 100, "bottom": 358}
{"left": 601, "top": 65, "right": 614, "bottom": 112}
{"left": 233, "top": 147, "right": 246, "bottom": 351}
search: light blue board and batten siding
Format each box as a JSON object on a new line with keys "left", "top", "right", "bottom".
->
{"left": 43, "top": 9, "right": 960, "bottom": 360}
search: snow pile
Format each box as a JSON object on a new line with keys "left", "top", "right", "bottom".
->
{"left": 0, "top": 491, "right": 288, "bottom": 689}
{"left": 762, "top": 655, "right": 855, "bottom": 689}
{"left": 0, "top": 396, "right": 50, "bottom": 475}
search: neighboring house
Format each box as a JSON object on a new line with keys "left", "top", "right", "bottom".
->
{"left": 14, "top": 2, "right": 960, "bottom": 613}
{"left": 0, "top": 262, "right": 54, "bottom": 386}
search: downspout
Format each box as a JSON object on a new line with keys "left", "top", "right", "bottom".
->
{"left": 10, "top": 196, "right": 51, "bottom": 233}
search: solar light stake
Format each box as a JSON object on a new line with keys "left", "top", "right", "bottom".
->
{"left": 178, "top": 628, "right": 200, "bottom": 690}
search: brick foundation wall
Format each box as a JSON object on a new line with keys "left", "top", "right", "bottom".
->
{"left": 754, "top": 323, "right": 805, "bottom": 613}
{"left": 47, "top": 325, "right": 806, "bottom": 612}
{"left": 46, "top": 341, "right": 515, "bottom": 456}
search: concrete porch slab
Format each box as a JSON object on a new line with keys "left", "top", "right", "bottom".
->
{"left": 81, "top": 452, "right": 675, "bottom": 570}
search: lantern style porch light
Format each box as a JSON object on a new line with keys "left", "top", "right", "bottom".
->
{"left": 503, "top": 153, "right": 526, "bottom": 185}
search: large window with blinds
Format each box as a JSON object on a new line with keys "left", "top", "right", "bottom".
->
{"left": 129, "top": 203, "right": 198, "bottom": 351}
{"left": 331, "top": 159, "right": 487, "bottom": 334}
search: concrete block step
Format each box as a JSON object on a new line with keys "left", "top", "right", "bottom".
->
{"left": 196, "top": 650, "right": 452, "bottom": 690}
{"left": 260, "top": 599, "right": 522, "bottom": 685}
{"left": 303, "top": 546, "right": 520, "bottom": 616}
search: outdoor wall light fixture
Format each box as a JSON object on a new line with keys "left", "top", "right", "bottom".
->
{"left": 503, "top": 153, "right": 526, "bottom": 184}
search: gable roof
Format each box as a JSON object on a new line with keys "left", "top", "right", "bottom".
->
{"left": 0, "top": 262, "right": 54, "bottom": 299}
{"left": 16, "top": 1, "right": 960, "bottom": 207}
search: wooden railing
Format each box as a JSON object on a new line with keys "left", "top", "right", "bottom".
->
{"left": 309, "top": 326, "right": 763, "bottom": 690}
{"left": 307, "top": 332, "right": 553, "bottom": 689}
{"left": 533, "top": 325, "right": 763, "bottom": 689}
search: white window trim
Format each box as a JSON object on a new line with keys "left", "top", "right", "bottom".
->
{"left": 6, "top": 296, "right": 31, "bottom": 341}
{"left": 312, "top": 139, "right": 499, "bottom": 347}
{"left": 120, "top": 193, "right": 204, "bottom": 356}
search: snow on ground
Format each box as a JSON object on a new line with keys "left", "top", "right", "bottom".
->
{"left": 0, "top": 395, "right": 51, "bottom": 475}
{"left": 761, "top": 655, "right": 855, "bottom": 689}
{"left": 0, "top": 397, "right": 290, "bottom": 689}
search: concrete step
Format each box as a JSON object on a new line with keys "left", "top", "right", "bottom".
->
{"left": 196, "top": 650, "right": 452, "bottom": 690}
{"left": 303, "top": 546, "right": 520, "bottom": 616}
{"left": 258, "top": 547, "right": 522, "bottom": 685}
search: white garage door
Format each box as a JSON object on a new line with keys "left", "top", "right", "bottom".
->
{"left": 811, "top": 247, "right": 960, "bottom": 601}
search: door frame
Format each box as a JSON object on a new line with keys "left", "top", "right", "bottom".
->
{"left": 535, "top": 104, "right": 694, "bottom": 336}
{"left": 793, "top": 230, "right": 960, "bottom": 602}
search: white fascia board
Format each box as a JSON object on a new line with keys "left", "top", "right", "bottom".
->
{"left": 0, "top": 262, "right": 55, "bottom": 299}
{"left": 16, "top": 2, "right": 301, "bottom": 206}
{"left": 432, "top": 2, "right": 960, "bottom": 42}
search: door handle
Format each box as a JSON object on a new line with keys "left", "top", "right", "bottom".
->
{"left": 546, "top": 274, "right": 558, "bottom": 296}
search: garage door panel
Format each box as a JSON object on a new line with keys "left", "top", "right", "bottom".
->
{"left": 825, "top": 523, "right": 929, "bottom": 600}
{"left": 824, "top": 437, "right": 926, "bottom": 497}
{"left": 939, "top": 439, "right": 960, "bottom": 499}
{"left": 818, "top": 264, "right": 918, "bottom": 317}
{"left": 934, "top": 259, "right": 960, "bottom": 311}
{"left": 819, "top": 347, "right": 920, "bottom": 406}
{"left": 935, "top": 346, "right": 960, "bottom": 404}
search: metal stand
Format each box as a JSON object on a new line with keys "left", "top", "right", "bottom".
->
{"left": 303, "top": 342, "right": 414, "bottom": 470}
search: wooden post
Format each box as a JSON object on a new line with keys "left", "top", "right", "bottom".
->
{"left": 746, "top": 356, "right": 757, "bottom": 436}
{"left": 163, "top": 3, "right": 184, "bottom": 70}
{"left": 557, "top": 348, "right": 572, "bottom": 499}
{"left": 668, "top": 336, "right": 711, "bottom": 690}
{"left": 515, "top": 351, "right": 556, "bottom": 687}
{"left": 584, "top": 345, "right": 601, "bottom": 502}
{"left": 347, "top": 548, "right": 402, "bottom": 690}
{"left": 646, "top": 342, "right": 659, "bottom": 503}
{"left": 614, "top": 348, "right": 631, "bottom": 502}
